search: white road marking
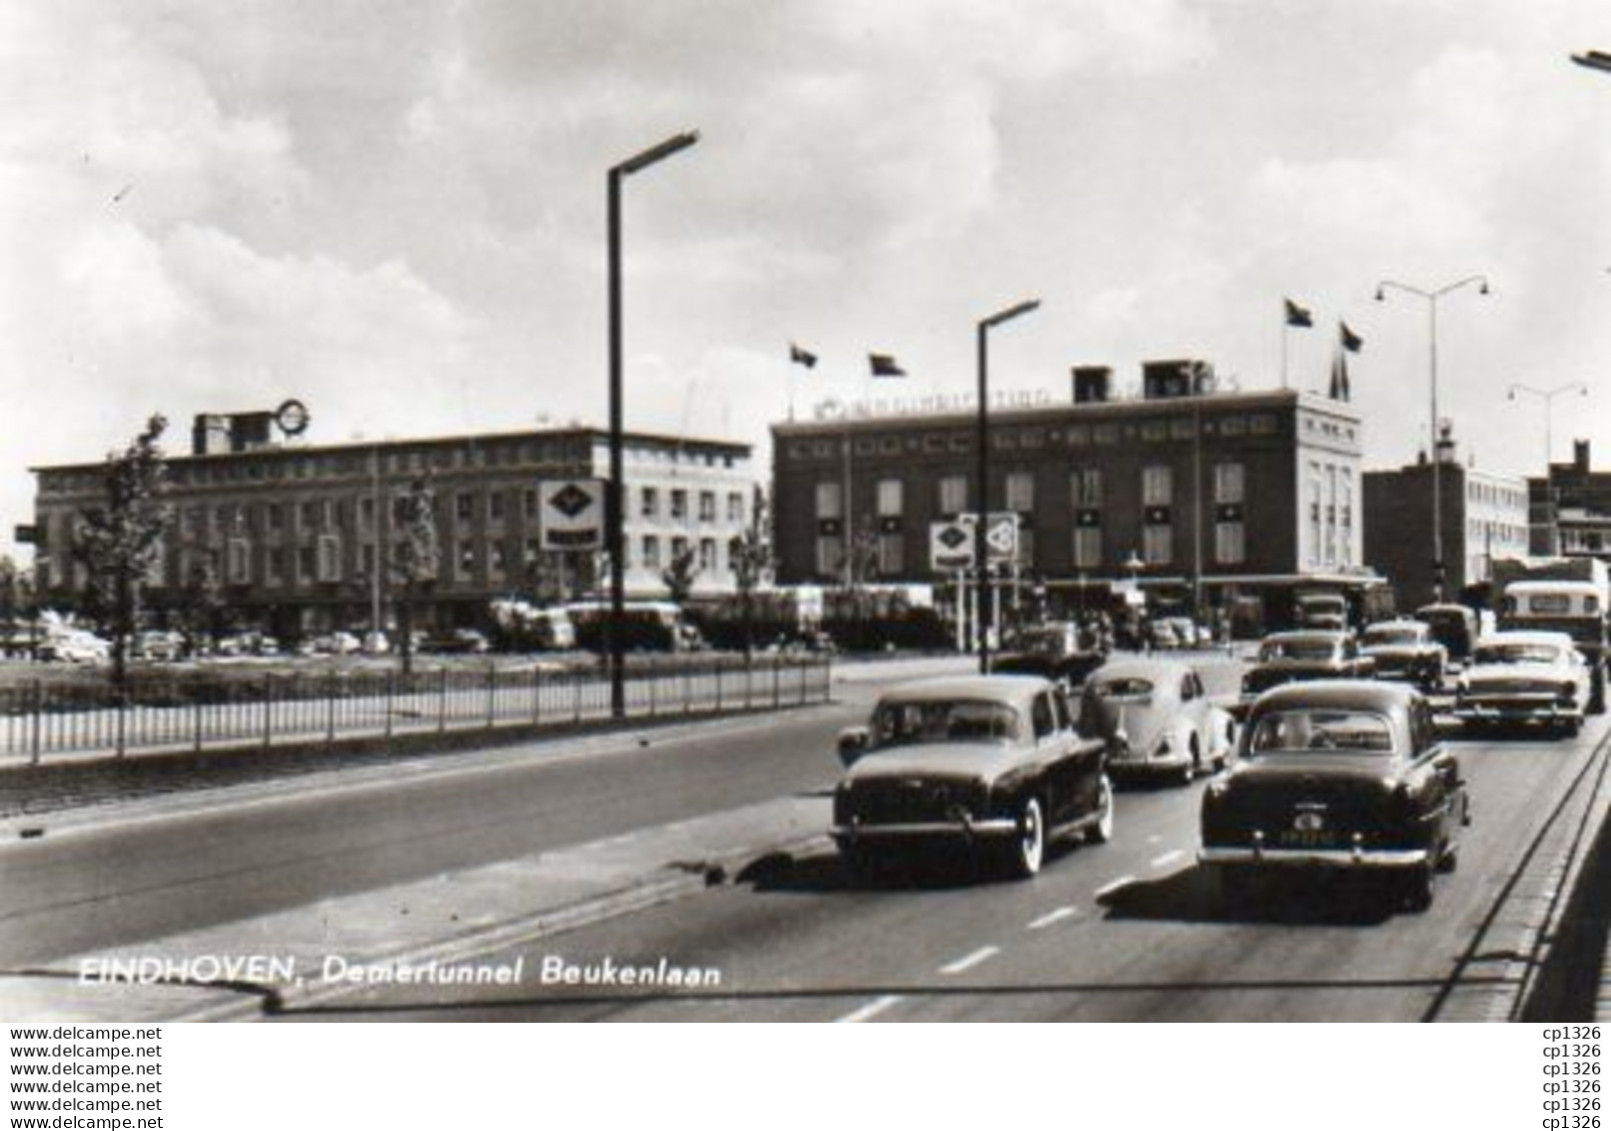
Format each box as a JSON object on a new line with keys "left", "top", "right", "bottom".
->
{"left": 1150, "top": 849, "right": 1186, "bottom": 869}
{"left": 1146, "top": 834, "right": 1162, "bottom": 845}
{"left": 938, "top": 946, "right": 1001, "bottom": 975}
{"left": 1026, "top": 906, "right": 1078, "bottom": 930}
{"left": 836, "top": 995, "right": 904, "bottom": 1023}
{"left": 1094, "top": 876, "right": 1135, "bottom": 899}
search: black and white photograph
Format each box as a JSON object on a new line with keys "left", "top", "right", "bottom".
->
{"left": 1, "top": 0, "right": 1609, "bottom": 1066}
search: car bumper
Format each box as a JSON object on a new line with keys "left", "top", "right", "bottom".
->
{"left": 1108, "top": 751, "right": 1192, "bottom": 774}
{"left": 1198, "top": 844, "right": 1430, "bottom": 869}
{"left": 831, "top": 817, "right": 1019, "bottom": 843}
{"left": 1453, "top": 701, "right": 1581, "bottom": 723}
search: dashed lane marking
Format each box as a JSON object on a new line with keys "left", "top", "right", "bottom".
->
{"left": 1150, "top": 850, "right": 1186, "bottom": 869}
{"left": 836, "top": 995, "right": 904, "bottom": 1023}
{"left": 1094, "top": 876, "right": 1135, "bottom": 899}
{"left": 1026, "top": 906, "right": 1078, "bottom": 930}
{"left": 938, "top": 946, "right": 1001, "bottom": 976}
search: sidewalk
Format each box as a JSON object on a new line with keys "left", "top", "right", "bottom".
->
{"left": 0, "top": 792, "right": 835, "bottom": 1022}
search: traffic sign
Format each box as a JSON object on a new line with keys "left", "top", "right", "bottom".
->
{"left": 929, "top": 520, "right": 975, "bottom": 571}
{"left": 983, "top": 512, "right": 1018, "bottom": 562}
{"left": 538, "top": 479, "right": 605, "bottom": 551}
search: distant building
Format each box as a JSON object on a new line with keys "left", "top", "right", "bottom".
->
{"left": 1362, "top": 440, "right": 1529, "bottom": 611}
{"left": 771, "top": 363, "right": 1371, "bottom": 627}
{"left": 1529, "top": 439, "right": 1611, "bottom": 561}
{"left": 30, "top": 418, "right": 755, "bottom": 639}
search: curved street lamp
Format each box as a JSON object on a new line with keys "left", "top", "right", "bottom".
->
{"left": 975, "top": 298, "right": 1040, "bottom": 673}
{"left": 607, "top": 130, "right": 699, "bottom": 718}
{"left": 1375, "top": 275, "right": 1489, "bottom": 601}
{"left": 1507, "top": 382, "right": 1589, "bottom": 469}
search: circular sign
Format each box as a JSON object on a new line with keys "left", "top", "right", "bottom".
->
{"left": 275, "top": 399, "right": 310, "bottom": 436}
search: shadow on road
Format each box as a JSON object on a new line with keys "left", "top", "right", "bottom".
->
{"left": 1096, "top": 864, "right": 1399, "bottom": 927}
{"left": 735, "top": 845, "right": 1080, "bottom": 894}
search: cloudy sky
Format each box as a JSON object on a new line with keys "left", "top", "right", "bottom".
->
{"left": 4, "top": 0, "right": 1611, "bottom": 559}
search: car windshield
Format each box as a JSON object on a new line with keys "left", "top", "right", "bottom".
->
{"left": 1260, "top": 639, "right": 1337, "bottom": 661}
{"left": 872, "top": 700, "right": 1020, "bottom": 746}
{"left": 1364, "top": 626, "right": 1421, "bottom": 646}
{"left": 1011, "top": 629, "right": 1068, "bottom": 654}
{"left": 1473, "top": 643, "right": 1562, "bottom": 666}
{"left": 1248, "top": 709, "right": 1395, "bottom": 755}
{"left": 1089, "top": 677, "right": 1155, "bottom": 702}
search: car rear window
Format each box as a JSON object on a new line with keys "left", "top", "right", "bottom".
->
{"left": 1248, "top": 709, "right": 1394, "bottom": 754}
{"left": 873, "top": 700, "right": 1020, "bottom": 746}
{"left": 1089, "top": 677, "right": 1154, "bottom": 701}
{"left": 1260, "top": 640, "right": 1337, "bottom": 661}
{"left": 1473, "top": 643, "right": 1562, "bottom": 666}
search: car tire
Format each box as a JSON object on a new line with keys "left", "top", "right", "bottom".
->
{"left": 840, "top": 845, "right": 879, "bottom": 883}
{"left": 1562, "top": 718, "right": 1583, "bottom": 739}
{"left": 1006, "top": 796, "right": 1045, "bottom": 879}
{"left": 1086, "top": 775, "right": 1115, "bottom": 845}
{"left": 1437, "top": 841, "right": 1459, "bottom": 874}
{"left": 1401, "top": 863, "right": 1434, "bottom": 912}
{"left": 1218, "top": 866, "right": 1257, "bottom": 911}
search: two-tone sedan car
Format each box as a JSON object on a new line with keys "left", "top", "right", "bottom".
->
{"left": 1452, "top": 630, "right": 1592, "bottom": 736}
{"left": 1360, "top": 619, "right": 1447, "bottom": 691}
{"left": 992, "top": 621, "right": 1107, "bottom": 691}
{"left": 832, "top": 676, "right": 1112, "bottom": 879}
{"left": 1240, "top": 630, "right": 1375, "bottom": 698}
{"left": 1079, "top": 657, "right": 1238, "bottom": 785}
{"left": 1199, "top": 681, "right": 1470, "bottom": 911}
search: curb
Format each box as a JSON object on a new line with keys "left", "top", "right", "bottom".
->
{"left": 177, "top": 831, "right": 835, "bottom": 1022}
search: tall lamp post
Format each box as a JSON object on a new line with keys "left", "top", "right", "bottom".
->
{"left": 1506, "top": 382, "right": 1589, "bottom": 469}
{"left": 975, "top": 298, "right": 1040, "bottom": 674}
{"left": 608, "top": 130, "right": 699, "bottom": 718}
{"left": 1374, "top": 275, "right": 1488, "bottom": 601}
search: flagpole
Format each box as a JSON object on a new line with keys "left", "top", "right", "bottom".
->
{"left": 1280, "top": 314, "right": 1289, "bottom": 391}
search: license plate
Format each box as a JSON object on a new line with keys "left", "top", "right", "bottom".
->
{"left": 1278, "top": 829, "right": 1335, "bottom": 847}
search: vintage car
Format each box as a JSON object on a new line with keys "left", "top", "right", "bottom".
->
{"left": 1415, "top": 603, "right": 1480, "bottom": 666}
{"left": 1452, "top": 630, "right": 1592, "bottom": 735}
{"left": 832, "top": 675, "right": 1112, "bottom": 879}
{"left": 1359, "top": 619, "right": 1447, "bottom": 691}
{"left": 992, "top": 621, "right": 1107, "bottom": 690}
{"left": 1199, "top": 681, "right": 1470, "bottom": 910}
{"left": 1241, "top": 630, "right": 1374, "bottom": 698}
{"left": 1079, "top": 657, "right": 1238, "bottom": 784}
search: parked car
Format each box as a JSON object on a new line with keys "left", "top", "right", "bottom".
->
{"left": 1359, "top": 620, "right": 1447, "bottom": 691}
{"left": 422, "top": 628, "right": 490, "bottom": 654}
{"left": 831, "top": 676, "right": 1113, "bottom": 879}
{"left": 39, "top": 630, "right": 110, "bottom": 664}
{"left": 1079, "top": 657, "right": 1238, "bottom": 784}
{"left": 1241, "top": 630, "right": 1374, "bottom": 698}
{"left": 1199, "top": 681, "right": 1469, "bottom": 910}
{"left": 1145, "top": 619, "right": 1185, "bottom": 650}
{"left": 993, "top": 621, "right": 1106, "bottom": 690}
{"left": 134, "top": 630, "right": 185, "bottom": 662}
{"left": 1415, "top": 603, "right": 1480, "bottom": 667}
{"left": 1452, "top": 630, "right": 1592, "bottom": 736}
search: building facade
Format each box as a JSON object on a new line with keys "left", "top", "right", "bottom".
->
{"left": 1362, "top": 447, "right": 1530, "bottom": 611}
{"left": 772, "top": 367, "right": 1367, "bottom": 620}
{"left": 31, "top": 420, "right": 755, "bottom": 639}
{"left": 1529, "top": 439, "right": 1611, "bottom": 561}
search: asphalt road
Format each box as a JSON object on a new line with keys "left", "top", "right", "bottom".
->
{"left": 2, "top": 652, "right": 1603, "bottom": 1022}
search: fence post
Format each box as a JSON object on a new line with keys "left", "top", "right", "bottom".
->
{"left": 29, "top": 680, "right": 42, "bottom": 766}
{"left": 385, "top": 671, "right": 396, "bottom": 740}
{"left": 438, "top": 668, "right": 449, "bottom": 733}
{"left": 773, "top": 654, "right": 782, "bottom": 709}
{"left": 485, "top": 664, "right": 496, "bottom": 729}
{"left": 572, "top": 667, "right": 582, "bottom": 725}
{"left": 262, "top": 674, "right": 274, "bottom": 750}
{"left": 715, "top": 658, "right": 724, "bottom": 712}
{"left": 193, "top": 683, "right": 203, "bottom": 754}
{"left": 683, "top": 662, "right": 693, "bottom": 716}
{"left": 325, "top": 670, "right": 337, "bottom": 745}
{"left": 531, "top": 666, "right": 542, "bottom": 726}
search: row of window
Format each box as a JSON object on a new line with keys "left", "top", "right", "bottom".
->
{"left": 785, "top": 414, "right": 1284, "bottom": 463}
{"left": 813, "top": 464, "right": 1248, "bottom": 520}
{"left": 1467, "top": 480, "right": 1528, "bottom": 512}
{"left": 1305, "top": 461, "right": 1357, "bottom": 568}
{"left": 638, "top": 487, "right": 747, "bottom": 524}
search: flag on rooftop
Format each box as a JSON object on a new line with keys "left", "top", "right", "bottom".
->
{"left": 1339, "top": 321, "right": 1364, "bottom": 353}
{"left": 789, "top": 342, "right": 818, "bottom": 368}
{"left": 869, "top": 353, "right": 906, "bottom": 378}
{"left": 1283, "top": 298, "right": 1314, "bottom": 328}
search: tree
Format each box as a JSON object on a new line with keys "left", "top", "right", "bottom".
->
{"left": 180, "top": 550, "right": 226, "bottom": 656}
{"left": 660, "top": 545, "right": 700, "bottom": 608}
{"left": 389, "top": 477, "right": 439, "bottom": 675}
{"left": 730, "top": 486, "right": 773, "bottom": 659}
{"left": 0, "top": 556, "right": 35, "bottom": 659}
{"left": 73, "top": 415, "right": 171, "bottom": 691}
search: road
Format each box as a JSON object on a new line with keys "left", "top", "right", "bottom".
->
{"left": 0, "top": 652, "right": 1604, "bottom": 1022}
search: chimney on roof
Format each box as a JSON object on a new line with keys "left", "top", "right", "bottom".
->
{"left": 1072, "top": 366, "right": 1111, "bottom": 404}
{"left": 1141, "top": 359, "right": 1214, "bottom": 399}
{"left": 1574, "top": 438, "right": 1591, "bottom": 472}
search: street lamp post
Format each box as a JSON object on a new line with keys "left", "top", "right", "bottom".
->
{"left": 608, "top": 130, "right": 699, "bottom": 718}
{"left": 1506, "top": 382, "right": 1589, "bottom": 469}
{"left": 1374, "top": 275, "right": 1488, "bottom": 602}
{"left": 975, "top": 298, "right": 1040, "bottom": 674}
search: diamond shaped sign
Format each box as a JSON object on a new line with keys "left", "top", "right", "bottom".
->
{"left": 539, "top": 478, "right": 604, "bottom": 550}
{"left": 930, "top": 521, "right": 976, "bottom": 571}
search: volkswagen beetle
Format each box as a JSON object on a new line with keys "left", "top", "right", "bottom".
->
{"left": 1079, "top": 657, "right": 1238, "bottom": 785}
{"left": 1199, "top": 681, "right": 1469, "bottom": 910}
{"left": 832, "top": 675, "right": 1112, "bottom": 879}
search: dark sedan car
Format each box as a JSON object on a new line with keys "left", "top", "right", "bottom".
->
{"left": 992, "top": 622, "right": 1107, "bottom": 691}
{"left": 1199, "top": 681, "right": 1470, "bottom": 910}
{"left": 1241, "top": 630, "right": 1374, "bottom": 698}
{"left": 1360, "top": 619, "right": 1447, "bottom": 691}
{"left": 832, "top": 676, "right": 1112, "bottom": 879}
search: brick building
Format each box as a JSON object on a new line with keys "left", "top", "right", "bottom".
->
{"left": 31, "top": 417, "right": 755, "bottom": 640}
{"left": 771, "top": 363, "right": 1370, "bottom": 625}
{"left": 1362, "top": 442, "right": 1530, "bottom": 611}
{"left": 1529, "top": 439, "right": 1611, "bottom": 561}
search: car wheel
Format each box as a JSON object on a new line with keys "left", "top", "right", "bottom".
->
{"left": 840, "top": 845, "right": 879, "bottom": 882}
{"left": 1437, "top": 841, "right": 1459, "bottom": 874}
{"left": 1562, "top": 718, "right": 1583, "bottom": 739}
{"left": 1218, "top": 866, "right": 1257, "bottom": 911}
{"left": 1401, "top": 863, "right": 1434, "bottom": 912}
{"left": 1086, "top": 775, "right": 1115, "bottom": 845}
{"left": 1006, "top": 796, "right": 1045, "bottom": 878}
